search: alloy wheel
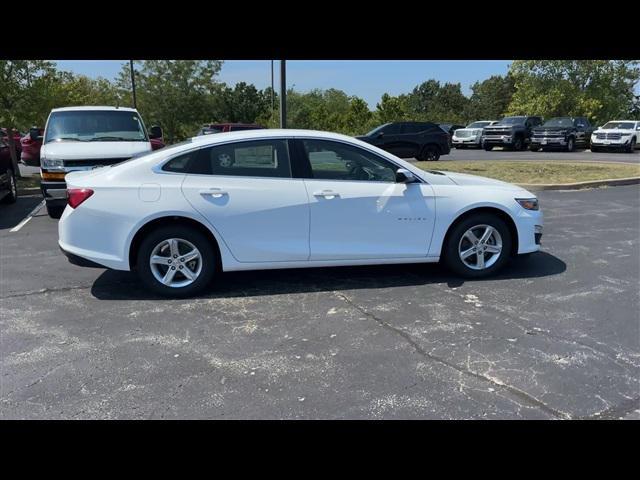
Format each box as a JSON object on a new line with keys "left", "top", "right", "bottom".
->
{"left": 458, "top": 224, "right": 503, "bottom": 270}
{"left": 149, "top": 238, "right": 203, "bottom": 288}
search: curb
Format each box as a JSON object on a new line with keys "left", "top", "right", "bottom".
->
{"left": 17, "top": 187, "right": 41, "bottom": 196}
{"left": 516, "top": 177, "right": 640, "bottom": 191}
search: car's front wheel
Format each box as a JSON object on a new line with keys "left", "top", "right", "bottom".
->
{"left": 443, "top": 213, "right": 512, "bottom": 278}
{"left": 627, "top": 138, "right": 636, "bottom": 153}
{"left": 484, "top": 144, "right": 493, "bottom": 151}
{"left": 136, "top": 225, "right": 217, "bottom": 297}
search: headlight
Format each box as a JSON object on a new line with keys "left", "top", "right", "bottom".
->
{"left": 41, "top": 156, "right": 64, "bottom": 169}
{"left": 516, "top": 198, "right": 539, "bottom": 211}
{"left": 620, "top": 132, "right": 631, "bottom": 136}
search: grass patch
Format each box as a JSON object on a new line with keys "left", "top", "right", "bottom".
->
{"left": 414, "top": 161, "right": 640, "bottom": 184}
{"left": 17, "top": 175, "right": 41, "bottom": 189}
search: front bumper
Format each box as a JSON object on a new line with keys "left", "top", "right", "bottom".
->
{"left": 482, "top": 135, "right": 513, "bottom": 145}
{"left": 530, "top": 137, "right": 567, "bottom": 148}
{"left": 591, "top": 139, "right": 631, "bottom": 149}
{"left": 452, "top": 137, "right": 481, "bottom": 146}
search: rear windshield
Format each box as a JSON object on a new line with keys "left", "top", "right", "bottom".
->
{"left": 45, "top": 110, "right": 148, "bottom": 143}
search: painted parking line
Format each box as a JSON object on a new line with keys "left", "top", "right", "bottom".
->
{"left": 10, "top": 200, "right": 46, "bottom": 233}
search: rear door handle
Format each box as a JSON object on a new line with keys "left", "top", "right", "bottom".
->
{"left": 313, "top": 190, "right": 340, "bottom": 199}
{"left": 199, "top": 188, "right": 228, "bottom": 198}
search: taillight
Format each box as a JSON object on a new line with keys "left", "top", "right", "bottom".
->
{"left": 67, "top": 188, "right": 94, "bottom": 209}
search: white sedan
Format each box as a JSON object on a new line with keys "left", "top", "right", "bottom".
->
{"left": 59, "top": 130, "right": 543, "bottom": 297}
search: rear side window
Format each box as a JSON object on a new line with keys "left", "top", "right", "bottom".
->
{"left": 165, "top": 139, "right": 291, "bottom": 178}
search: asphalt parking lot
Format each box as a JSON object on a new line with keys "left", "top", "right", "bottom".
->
{"left": 1, "top": 186, "right": 639, "bottom": 419}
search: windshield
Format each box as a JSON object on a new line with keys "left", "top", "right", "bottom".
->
{"left": 365, "top": 124, "right": 390, "bottom": 136}
{"left": 602, "top": 122, "right": 635, "bottom": 130}
{"left": 45, "top": 110, "right": 148, "bottom": 143}
{"left": 543, "top": 117, "right": 574, "bottom": 128}
{"left": 497, "top": 117, "right": 526, "bottom": 126}
{"left": 467, "top": 121, "right": 491, "bottom": 128}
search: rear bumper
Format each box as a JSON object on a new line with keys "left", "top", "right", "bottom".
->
{"left": 41, "top": 180, "right": 67, "bottom": 202}
{"left": 59, "top": 245, "right": 106, "bottom": 269}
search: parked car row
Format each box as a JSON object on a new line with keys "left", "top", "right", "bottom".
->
{"left": 451, "top": 116, "right": 639, "bottom": 153}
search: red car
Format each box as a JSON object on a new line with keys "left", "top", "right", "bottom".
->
{"left": 195, "top": 123, "right": 265, "bottom": 136}
{"left": 1, "top": 127, "right": 22, "bottom": 158}
{"left": 20, "top": 127, "right": 44, "bottom": 167}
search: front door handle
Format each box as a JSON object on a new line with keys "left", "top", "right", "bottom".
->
{"left": 313, "top": 190, "right": 340, "bottom": 199}
{"left": 200, "top": 188, "right": 228, "bottom": 198}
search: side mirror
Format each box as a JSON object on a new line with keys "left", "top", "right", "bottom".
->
{"left": 396, "top": 168, "right": 416, "bottom": 183}
{"left": 29, "top": 127, "right": 41, "bottom": 141}
{"left": 149, "top": 125, "right": 163, "bottom": 139}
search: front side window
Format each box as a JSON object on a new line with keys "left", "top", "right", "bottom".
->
{"left": 170, "top": 139, "right": 291, "bottom": 178}
{"left": 302, "top": 139, "right": 398, "bottom": 183}
{"left": 44, "top": 110, "right": 148, "bottom": 143}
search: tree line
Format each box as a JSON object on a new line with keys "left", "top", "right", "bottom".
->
{"left": 2, "top": 60, "right": 639, "bottom": 147}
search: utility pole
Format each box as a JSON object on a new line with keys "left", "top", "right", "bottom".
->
{"left": 130, "top": 60, "right": 137, "bottom": 109}
{"left": 279, "top": 60, "right": 286, "bottom": 128}
{"left": 270, "top": 60, "right": 275, "bottom": 114}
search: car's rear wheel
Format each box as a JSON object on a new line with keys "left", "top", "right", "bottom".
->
{"left": 1, "top": 168, "right": 18, "bottom": 204}
{"left": 136, "top": 225, "right": 217, "bottom": 298}
{"left": 443, "top": 213, "right": 512, "bottom": 278}
{"left": 418, "top": 145, "right": 440, "bottom": 161}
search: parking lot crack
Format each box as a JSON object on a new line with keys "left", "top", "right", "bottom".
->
{"left": 333, "top": 291, "right": 570, "bottom": 420}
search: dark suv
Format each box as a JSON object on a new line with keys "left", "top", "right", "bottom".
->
{"left": 529, "top": 117, "right": 594, "bottom": 152}
{"left": 482, "top": 116, "right": 543, "bottom": 151}
{"left": 356, "top": 121, "right": 450, "bottom": 161}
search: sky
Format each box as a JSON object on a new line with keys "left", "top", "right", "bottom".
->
{"left": 54, "top": 60, "right": 513, "bottom": 108}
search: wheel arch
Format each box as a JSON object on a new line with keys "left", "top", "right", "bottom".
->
{"left": 440, "top": 206, "right": 519, "bottom": 259}
{"left": 128, "top": 215, "right": 223, "bottom": 272}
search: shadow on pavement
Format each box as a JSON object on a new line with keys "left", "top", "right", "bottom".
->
{"left": 0, "top": 196, "right": 43, "bottom": 231}
{"left": 90, "top": 251, "right": 567, "bottom": 301}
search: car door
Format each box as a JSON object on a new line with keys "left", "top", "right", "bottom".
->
{"left": 392, "top": 123, "right": 421, "bottom": 158}
{"left": 372, "top": 123, "right": 403, "bottom": 156}
{"left": 296, "top": 138, "right": 436, "bottom": 261}
{"left": 180, "top": 138, "right": 310, "bottom": 263}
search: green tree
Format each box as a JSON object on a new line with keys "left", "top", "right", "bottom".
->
{"left": 214, "top": 82, "right": 271, "bottom": 123}
{"left": 117, "top": 60, "right": 224, "bottom": 143}
{"left": 375, "top": 93, "right": 410, "bottom": 124}
{"left": 344, "top": 96, "right": 374, "bottom": 135}
{"left": 0, "top": 60, "right": 58, "bottom": 175}
{"left": 406, "top": 80, "right": 469, "bottom": 123}
{"left": 507, "top": 60, "right": 640, "bottom": 124}
{"left": 464, "top": 74, "right": 515, "bottom": 121}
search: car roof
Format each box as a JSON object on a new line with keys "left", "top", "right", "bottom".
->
{"left": 606, "top": 120, "right": 637, "bottom": 123}
{"left": 187, "top": 129, "right": 356, "bottom": 144}
{"left": 51, "top": 106, "right": 139, "bottom": 113}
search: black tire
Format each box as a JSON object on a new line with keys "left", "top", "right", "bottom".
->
{"left": 529, "top": 146, "right": 540, "bottom": 152}
{"left": 484, "top": 144, "right": 493, "bottom": 151}
{"left": 627, "top": 138, "right": 636, "bottom": 153}
{"left": 136, "top": 224, "right": 217, "bottom": 298}
{"left": 443, "top": 213, "right": 512, "bottom": 279}
{"left": 1, "top": 168, "right": 18, "bottom": 204}
{"left": 418, "top": 144, "right": 440, "bottom": 161}
{"left": 566, "top": 136, "right": 575, "bottom": 152}
{"left": 591, "top": 146, "right": 600, "bottom": 153}
{"left": 46, "top": 203, "right": 65, "bottom": 218}
{"left": 513, "top": 136, "right": 524, "bottom": 151}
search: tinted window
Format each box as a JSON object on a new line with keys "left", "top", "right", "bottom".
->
{"left": 382, "top": 123, "right": 402, "bottom": 135}
{"left": 180, "top": 139, "right": 291, "bottom": 178}
{"left": 402, "top": 124, "right": 422, "bottom": 134}
{"left": 302, "top": 139, "right": 398, "bottom": 182}
{"left": 162, "top": 150, "right": 200, "bottom": 173}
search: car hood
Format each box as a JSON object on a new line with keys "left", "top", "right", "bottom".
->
{"left": 41, "top": 141, "right": 152, "bottom": 160}
{"left": 594, "top": 129, "right": 635, "bottom": 134}
{"left": 484, "top": 124, "right": 518, "bottom": 130}
{"left": 436, "top": 170, "right": 524, "bottom": 190}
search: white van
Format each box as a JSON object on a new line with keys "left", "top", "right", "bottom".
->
{"left": 39, "top": 106, "right": 163, "bottom": 218}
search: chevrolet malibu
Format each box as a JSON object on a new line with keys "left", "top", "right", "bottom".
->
{"left": 59, "top": 130, "right": 543, "bottom": 297}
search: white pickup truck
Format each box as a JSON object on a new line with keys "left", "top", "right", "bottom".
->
{"left": 39, "top": 106, "right": 164, "bottom": 218}
{"left": 452, "top": 120, "right": 498, "bottom": 148}
{"left": 590, "top": 120, "right": 640, "bottom": 153}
